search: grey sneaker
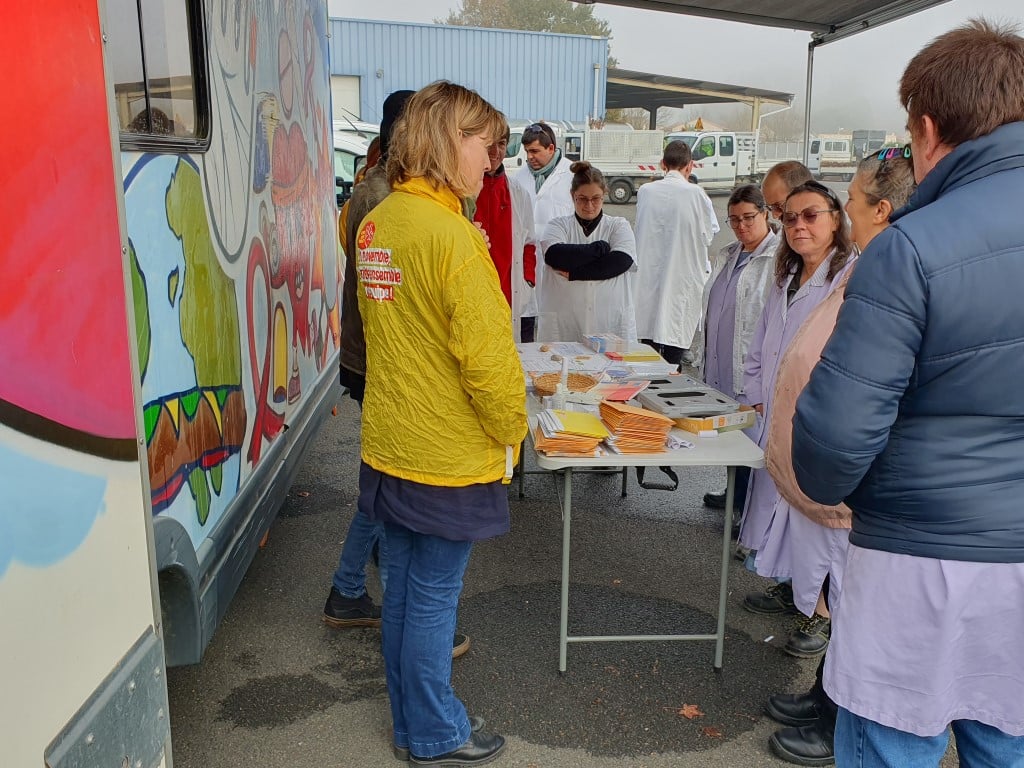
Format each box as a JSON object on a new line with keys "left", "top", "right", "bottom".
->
{"left": 323, "top": 587, "right": 381, "bottom": 628}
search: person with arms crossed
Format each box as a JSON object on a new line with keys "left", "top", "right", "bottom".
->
{"left": 538, "top": 162, "right": 637, "bottom": 342}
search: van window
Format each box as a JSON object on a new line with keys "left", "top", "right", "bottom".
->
{"left": 694, "top": 137, "right": 716, "bottom": 161}
{"left": 109, "top": 0, "right": 206, "bottom": 143}
{"left": 719, "top": 135, "right": 734, "bottom": 157}
{"left": 563, "top": 135, "right": 583, "bottom": 162}
{"left": 810, "top": 139, "right": 821, "bottom": 153}
{"left": 506, "top": 132, "right": 522, "bottom": 159}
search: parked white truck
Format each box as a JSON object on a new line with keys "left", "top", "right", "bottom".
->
{"left": 506, "top": 124, "right": 665, "bottom": 203}
{"left": 817, "top": 130, "right": 889, "bottom": 180}
{"left": 664, "top": 131, "right": 822, "bottom": 191}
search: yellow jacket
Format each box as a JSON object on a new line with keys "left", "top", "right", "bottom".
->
{"left": 356, "top": 177, "right": 527, "bottom": 486}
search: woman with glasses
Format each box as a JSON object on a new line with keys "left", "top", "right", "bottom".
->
{"left": 537, "top": 161, "right": 637, "bottom": 342}
{"left": 691, "top": 184, "right": 779, "bottom": 513}
{"left": 759, "top": 154, "right": 915, "bottom": 767}
{"left": 739, "top": 181, "right": 856, "bottom": 653}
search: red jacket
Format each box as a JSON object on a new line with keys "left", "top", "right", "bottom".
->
{"left": 474, "top": 168, "right": 535, "bottom": 305}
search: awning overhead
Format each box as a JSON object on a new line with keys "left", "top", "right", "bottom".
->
{"left": 606, "top": 68, "right": 792, "bottom": 112}
{"left": 577, "top": 0, "right": 951, "bottom": 46}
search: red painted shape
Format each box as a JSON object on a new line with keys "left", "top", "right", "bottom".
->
{"left": 0, "top": 2, "right": 135, "bottom": 439}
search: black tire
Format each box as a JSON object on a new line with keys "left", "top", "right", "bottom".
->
{"left": 688, "top": 174, "right": 698, "bottom": 185}
{"left": 608, "top": 179, "right": 633, "bottom": 204}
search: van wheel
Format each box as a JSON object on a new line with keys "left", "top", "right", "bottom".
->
{"left": 688, "top": 175, "right": 698, "bottom": 185}
{"left": 608, "top": 180, "right": 632, "bottom": 204}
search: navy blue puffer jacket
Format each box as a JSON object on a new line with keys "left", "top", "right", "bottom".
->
{"left": 792, "top": 121, "right": 1024, "bottom": 563}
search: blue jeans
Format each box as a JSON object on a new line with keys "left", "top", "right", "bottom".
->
{"left": 382, "top": 522, "right": 472, "bottom": 758}
{"left": 836, "top": 708, "right": 1024, "bottom": 768}
{"left": 332, "top": 504, "right": 388, "bottom": 597}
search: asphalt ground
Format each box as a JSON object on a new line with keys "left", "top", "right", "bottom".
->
{"left": 169, "top": 389, "right": 817, "bottom": 768}
{"left": 167, "top": 187, "right": 957, "bottom": 767}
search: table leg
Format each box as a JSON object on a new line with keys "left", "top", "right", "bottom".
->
{"left": 620, "top": 465, "right": 628, "bottom": 497}
{"left": 517, "top": 440, "right": 526, "bottom": 499}
{"left": 558, "top": 468, "right": 573, "bottom": 674}
{"left": 714, "top": 466, "right": 736, "bottom": 670}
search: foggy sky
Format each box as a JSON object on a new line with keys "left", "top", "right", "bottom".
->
{"left": 326, "top": 0, "right": 1022, "bottom": 134}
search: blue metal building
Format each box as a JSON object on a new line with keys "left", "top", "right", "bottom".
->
{"left": 327, "top": 18, "right": 608, "bottom": 125}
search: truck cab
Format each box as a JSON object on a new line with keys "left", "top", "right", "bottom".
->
{"left": 667, "top": 131, "right": 755, "bottom": 190}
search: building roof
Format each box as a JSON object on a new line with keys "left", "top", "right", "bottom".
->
{"left": 606, "top": 68, "right": 792, "bottom": 112}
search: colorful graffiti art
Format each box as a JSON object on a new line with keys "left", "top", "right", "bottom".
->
{"left": 125, "top": 154, "right": 247, "bottom": 537}
{"left": 116, "top": 1, "right": 340, "bottom": 545}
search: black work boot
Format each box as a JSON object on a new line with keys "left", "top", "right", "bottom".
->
{"left": 769, "top": 718, "right": 835, "bottom": 766}
{"left": 784, "top": 614, "right": 831, "bottom": 658}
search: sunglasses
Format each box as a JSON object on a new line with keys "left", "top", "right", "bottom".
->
{"left": 523, "top": 122, "right": 555, "bottom": 144}
{"left": 782, "top": 208, "right": 838, "bottom": 227}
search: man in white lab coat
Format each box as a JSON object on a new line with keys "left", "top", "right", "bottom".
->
{"left": 634, "top": 140, "right": 719, "bottom": 366}
{"left": 513, "top": 122, "right": 575, "bottom": 334}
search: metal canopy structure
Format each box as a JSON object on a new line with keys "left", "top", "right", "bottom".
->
{"left": 578, "top": 0, "right": 952, "bottom": 153}
{"left": 606, "top": 68, "right": 793, "bottom": 129}
{"left": 578, "top": 0, "right": 951, "bottom": 45}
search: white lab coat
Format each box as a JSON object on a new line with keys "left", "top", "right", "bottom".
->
{"left": 633, "top": 170, "right": 719, "bottom": 349}
{"left": 538, "top": 213, "right": 638, "bottom": 343}
{"left": 507, "top": 178, "right": 538, "bottom": 331}
{"left": 514, "top": 156, "right": 575, "bottom": 303}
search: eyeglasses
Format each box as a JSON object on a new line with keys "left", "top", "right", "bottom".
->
{"left": 727, "top": 212, "right": 762, "bottom": 228}
{"left": 767, "top": 202, "right": 786, "bottom": 217}
{"left": 781, "top": 208, "right": 837, "bottom": 228}
{"left": 573, "top": 194, "right": 603, "bottom": 206}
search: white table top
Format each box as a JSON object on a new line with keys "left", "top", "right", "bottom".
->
{"left": 526, "top": 399, "right": 765, "bottom": 472}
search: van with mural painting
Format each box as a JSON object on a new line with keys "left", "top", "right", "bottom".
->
{"left": 1, "top": 1, "right": 339, "bottom": 765}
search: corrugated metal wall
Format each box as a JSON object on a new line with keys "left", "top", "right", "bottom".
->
{"left": 328, "top": 18, "right": 608, "bottom": 124}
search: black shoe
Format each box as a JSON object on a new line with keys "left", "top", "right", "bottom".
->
{"left": 452, "top": 632, "right": 471, "bottom": 659}
{"left": 784, "top": 614, "right": 831, "bottom": 659}
{"left": 742, "top": 582, "right": 797, "bottom": 615}
{"left": 323, "top": 587, "right": 381, "bottom": 628}
{"left": 394, "top": 717, "right": 485, "bottom": 761}
{"left": 769, "top": 721, "right": 835, "bottom": 766}
{"left": 703, "top": 491, "right": 727, "bottom": 509}
{"left": 766, "top": 691, "right": 820, "bottom": 727}
{"left": 410, "top": 731, "right": 506, "bottom": 766}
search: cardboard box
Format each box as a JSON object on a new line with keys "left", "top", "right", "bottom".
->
{"left": 674, "top": 405, "right": 757, "bottom": 434}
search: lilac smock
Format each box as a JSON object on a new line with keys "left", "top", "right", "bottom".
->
{"left": 738, "top": 251, "right": 854, "bottom": 554}
{"left": 703, "top": 251, "right": 751, "bottom": 400}
{"left": 825, "top": 545, "right": 1024, "bottom": 737}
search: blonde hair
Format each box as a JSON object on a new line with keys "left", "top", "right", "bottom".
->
{"left": 386, "top": 81, "right": 504, "bottom": 198}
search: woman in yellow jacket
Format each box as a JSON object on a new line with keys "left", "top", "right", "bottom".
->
{"left": 354, "top": 81, "right": 527, "bottom": 766}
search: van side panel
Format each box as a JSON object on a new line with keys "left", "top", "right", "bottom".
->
{"left": 120, "top": 1, "right": 341, "bottom": 663}
{"left": 0, "top": 2, "right": 169, "bottom": 765}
